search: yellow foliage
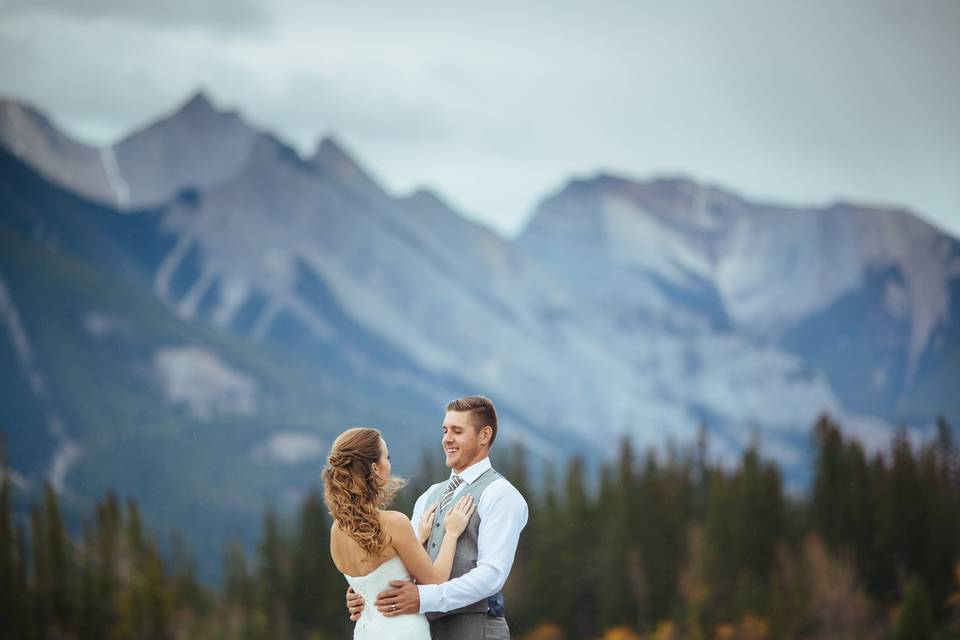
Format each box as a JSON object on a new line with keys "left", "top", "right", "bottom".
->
{"left": 652, "top": 620, "right": 677, "bottom": 640}
{"left": 948, "top": 562, "right": 960, "bottom": 610}
{"left": 711, "top": 615, "right": 770, "bottom": 640}
{"left": 803, "top": 534, "right": 870, "bottom": 637}
{"left": 603, "top": 626, "right": 643, "bottom": 640}
{"left": 522, "top": 622, "right": 567, "bottom": 640}
{"left": 739, "top": 613, "right": 770, "bottom": 640}
{"left": 714, "top": 623, "right": 736, "bottom": 640}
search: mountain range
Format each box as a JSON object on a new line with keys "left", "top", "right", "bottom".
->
{"left": 1, "top": 91, "right": 957, "bottom": 579}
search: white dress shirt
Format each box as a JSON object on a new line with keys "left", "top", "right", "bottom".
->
{"left": 411, "top": 457, "right": 528, "bottom": 614}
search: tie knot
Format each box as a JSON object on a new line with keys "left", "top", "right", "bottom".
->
{"left": 448, "top": 475, "right": 463, "bottom": 489}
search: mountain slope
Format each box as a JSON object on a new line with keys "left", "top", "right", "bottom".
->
{"left": 518, "top": 174, "right": 960, "bottom": 429}
{"left": 4, "top": 91, "right": 956, "bottom": 485}
{"left": 0, "top": 98, "right": 118, "bottom": 206}
{"left": 0, "top": 222, "right": 451, "bottom": 580}
{"left": 113, "top": 91, "right": 265, "bottom": 208}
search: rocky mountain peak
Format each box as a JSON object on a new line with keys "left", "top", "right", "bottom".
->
{"left": 529, "top": 173, "right": 752, "bottom": 248}
{"left": 180, "top": 89, "right": 215, "bottom": 114}
{"left": 311, "top": 135, "right": 385, "bottom": 200}
{"left": 111, "top": 91, "right": 262, "bottom": 207}
{"left": 0, "top": 98, "right": 49, "bottom": 132}
{"left": 0, "top": 97, "right": 117, "bottom": 205}
{"left": 151, "top": 89, "right": 244, "bottom": 135}
{"left": 241, "top": 133, "right": 310, "bottom": 176}
{"left": 402, "top": 187, "right": 451, "bottom": 212}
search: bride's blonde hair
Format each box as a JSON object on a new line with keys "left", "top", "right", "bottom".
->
{"left": 322, "top": 427, "right": 406, "bottom": 559}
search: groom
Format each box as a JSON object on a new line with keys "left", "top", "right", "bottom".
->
{"left": 347, "top": 395, "right": 528, "bottom": 639}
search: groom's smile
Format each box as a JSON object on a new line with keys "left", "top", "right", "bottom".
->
{"left": 441, "top": 410, "right": 489, "bottom": 473}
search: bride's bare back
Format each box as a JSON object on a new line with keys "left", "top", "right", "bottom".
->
{"left": 331, "top": 496, "right": 475, "bottom": 584}
{"left": 330, "top": 511, "right": 400, "bottom": 577}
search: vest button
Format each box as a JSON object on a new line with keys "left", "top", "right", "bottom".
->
{"left": 435, "top": 522, "right": 440, "bottom": 528}
{"left": 431, "top": 543, "right": 436, "bottom": 548}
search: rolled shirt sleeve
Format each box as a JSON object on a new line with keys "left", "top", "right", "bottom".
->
{"left": 417, "top": 479, "right": 528, "bottom": 614}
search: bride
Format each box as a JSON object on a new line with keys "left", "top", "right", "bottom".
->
{"left": 323, "top": 427, "right": 476, "bottom": 640}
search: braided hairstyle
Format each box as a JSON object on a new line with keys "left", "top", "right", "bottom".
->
{"left": 322, "top": 427, "right": 406, "bottom": 560}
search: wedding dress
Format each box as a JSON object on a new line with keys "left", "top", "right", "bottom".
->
{"left": 343, "top": 555, "right": 432, "bottom": 639}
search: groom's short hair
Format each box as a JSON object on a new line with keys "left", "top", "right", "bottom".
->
{"left": 446, "top": 395, "right": 498, "bottom": 447}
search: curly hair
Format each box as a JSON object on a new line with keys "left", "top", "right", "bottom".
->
{"left": 322, "top": 427, "right": 406, "bottom": 560}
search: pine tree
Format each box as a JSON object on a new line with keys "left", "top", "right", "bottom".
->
{"left": 812, "top": 416, "right": 846, "bottom": 549}
{"left": 170, "top": 532, "right": 210, "bottom": 618}
{"left": 14, "top": 525, "right": 33, "bottom": 640}
{"left": 946, "top": 562, "right": 960, "bottom": 638}
{"left": 118, "top": 499, "right": 149, "bottom": 639}
{"left": 0, "top": 465, "right": 30, "bottom": 640}
{"left": 258, "top": 507, "right": 290, "bottom": 638}
{"left": 0, "top": 465, "right": 16, "bottom": 635}
{"left": 521, "top": 465, "right": 563, "bottom": 633}
{"left": 636, "top": 449, "right": 690, "bottom": 627}
{"left": 597, "top": 458, "right": 633, "bottom": 631}
{"left": 30, "top": 503, "right": 51, "bottom": 633}
{"left": 889, "top": 431, "right": 926, "bottom": 583}
{"left": 43, "top": 483, "right": 73, "bottom": 630}
{"left": 703, "top": 444, "right": 784, "bottom": 623}
{"left": 224, "top": 542, "right": 253, "bottom": 610}
{"left": 94, "top": 492, "right": 121, "bottom": 639}
{"left": 77, "top": 526, "right": 104, "bottom": 640}
{"left": 222, "top": 542, "right": 254, "bottom": 638}
{"left": 498, "top": 442, "right": 533, "bottom": 620}
{"left": 290, "top": 489, "right": 344, "bottom": 636}
{"left": 920, "top": 416, "right": 960, "bottom": 611}
{"left": 866, "top": 450, "right": 899, "bottom": 602}
{"left": 891, "top": 578, "right": 934, "bottom": 640}
{"left": 558, "top": 456, "right": 599, "bottom": 637}
{"left": 142, "top": 539, "right": 171, "bottom": 640}
{"left": 693, "top": 423, "right": 710, "bottom": 521}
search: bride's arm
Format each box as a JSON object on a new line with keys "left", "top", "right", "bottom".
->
{"left": 383, "top": 495, "right": 475, "bottom": 585}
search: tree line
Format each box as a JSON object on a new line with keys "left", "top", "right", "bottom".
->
{"left": 2, "top": 415, "right": 960, "bottom": 639}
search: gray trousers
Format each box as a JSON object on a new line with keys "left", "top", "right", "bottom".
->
{"left": 429, "top": 613, "right": 509, "bottom": 640}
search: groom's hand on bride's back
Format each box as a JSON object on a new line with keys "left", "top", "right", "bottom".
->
{"left": 346, "top": 587, "right": 364, "bottom": 621}
{"left": 375, "top": 579, "right": 420, "bottom": 617}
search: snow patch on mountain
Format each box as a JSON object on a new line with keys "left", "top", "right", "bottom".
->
{"left": 83, "top": 311, "right": 128, "bottom": 338}
{"left": 601, "top": 193, "right": 713, "bottom": 284}
{"left": 853, "top": 208, "right": 959, "bottom": 381}
{"left": 1, "top": 274, "right": 82, "bottom": 491}
{"left": 153, "top": 346, "right": 257, "bottom": 420}
{"left": 212, "top": 276, "right": 253, "bottom": 327}
{"left": 712, "top": 206, "right": 864, "bottom": 333}
{"left": 251, "top": 432, "right": 327, "bottom": 464}
{"left": 98, "top": 145, "right": 130, "bottom": 209}
{"left": 48, "top": 416, "right": 81, "bottom": 493}
{"left": 0, "top": 274, "right": 45, "bottom": 395}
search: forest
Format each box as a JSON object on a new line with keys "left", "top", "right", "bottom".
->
{"left": 2, "top": 415, "right": 959, "bottom": 639}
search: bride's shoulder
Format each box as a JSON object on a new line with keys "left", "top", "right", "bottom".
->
{"left": 378, "top": 510, "right": 411, "bottom": 527}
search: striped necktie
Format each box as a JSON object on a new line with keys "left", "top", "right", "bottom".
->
{"left": 438, "top": 474, "right": 464, "bottom": 512}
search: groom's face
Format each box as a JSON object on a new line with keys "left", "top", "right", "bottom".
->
{"left": 441, "top": 410, "right": 486, "bottom": 473}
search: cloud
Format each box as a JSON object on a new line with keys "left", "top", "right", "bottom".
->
{"left": 1, "top": 0, "right": 958, "bottom": 237}
{"left": 0, "top": 0, "right": 269, "bottom": 32}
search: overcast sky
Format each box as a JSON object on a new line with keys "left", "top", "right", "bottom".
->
{"left": 1, "top": 0, "right": 958, "bottom": 238}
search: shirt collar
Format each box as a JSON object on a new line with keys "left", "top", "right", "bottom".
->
{"left": 452, "top": 456, "right": 492, "bottom": 484}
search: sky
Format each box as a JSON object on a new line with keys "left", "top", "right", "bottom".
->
{"left": 1, "top": 0, "right": 958, "bottom": 238}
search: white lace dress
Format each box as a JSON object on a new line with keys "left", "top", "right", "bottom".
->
{"left": 343, "top": 555, "right": 432, "bottom": 640}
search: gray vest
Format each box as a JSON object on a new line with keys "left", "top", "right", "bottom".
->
{"left": 424, "top": 467, "right": 505, "bottom": 621}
